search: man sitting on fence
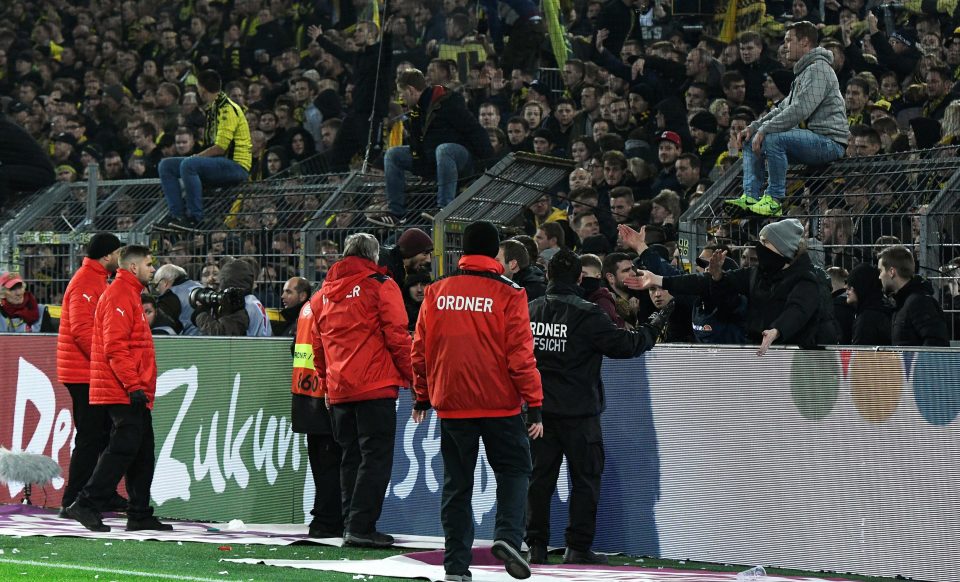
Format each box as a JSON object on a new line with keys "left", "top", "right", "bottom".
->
{"left": 370, "top": 68, "right": 493, "bottom": 227}
{"left": 725, "top": 21, "right": 848, "bottom": 218}
{"left": 158, "top": 70, "right": 252, "bottom": 230}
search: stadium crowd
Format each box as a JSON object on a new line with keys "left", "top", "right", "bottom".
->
{"left": 0, "top": 0, "right": 958, "bottom": 341}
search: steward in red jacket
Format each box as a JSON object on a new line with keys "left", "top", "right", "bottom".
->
{"left": 56, "top": 233, "right": 124, "bottom": 513}
{"left": 410, "top": 222, "right": 543, "bottom": 581}
{"left": 66, "top": 246, "right": 171, "bottom": 534}
{"left": 310, "top": 234, "right": 412, "bottom": 549}
{"left": 291, "top": 299, "right": 343, "bottom": 538}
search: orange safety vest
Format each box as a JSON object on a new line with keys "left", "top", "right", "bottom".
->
{"left": 291, "top": 301, "right": 324, "bottom": 398}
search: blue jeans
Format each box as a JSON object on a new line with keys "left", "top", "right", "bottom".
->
{"left": 742, "top": 129, "right": 845, "bottom": 200}
{"left": 159, "top": 156, "right": 249, "bottom": 220}
{"left": 384, "top": 144, "right": 472, "bottom": 217}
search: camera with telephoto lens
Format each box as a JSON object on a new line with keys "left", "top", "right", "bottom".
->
{"left": 189, "top": 286, "right": 245, "bottom": 312}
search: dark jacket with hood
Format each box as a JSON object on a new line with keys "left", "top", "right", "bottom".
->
{"left": 891, "top": 276, "right": 949, "bottom": 347}
{"left": 194, "top": 259, "right": 254, "bottom": 337}
{"left": 514, "top": 264, "right": 547, "bottom": 301}
{"left": 846, "top": 263, "right": 892, "bottom": 346}
{"left": 407, "top": 86, "right": 494, "bottom": 176}
{"left": 528, "top": 282, "right": 658, "bottom": 418}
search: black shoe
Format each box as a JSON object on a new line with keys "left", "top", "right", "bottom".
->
{"left": 126, "top": 516, "right": 173, "bottom": 531}
{"left": 367, "top": 213, "right": 405, "bottom": 228}
{"left": 57, "top": 506, "right": 69, "bottom": 518}
{"left": 491, "top": 540, "right": 531, "bottom": 579}
{"left": 563, "top": 547, "right": 608, "bottom": 565}
{"left": 343, "top": 530, "right": 394, "bottom": 548}
{"left": 104, "top": 493, "right": 128, "bottom": 513}
{"left": 308, "top": 526, "right": 343, "bottom": 538}
{"left": 152, "top": 215, "right": 183, "bottom": 232}
{"left": 527, "top": 542, "right": 548, "bottom": 564}
{"left": 65, "top": 502, "right": 110, "bottom": 532}
{"left": 168, "top": 216, "right": 202, "bottom": 232}
{"left": 420, "top": 207, "right": 442, "bottom": 222}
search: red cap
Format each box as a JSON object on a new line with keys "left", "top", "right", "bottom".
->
{"left": 657, "top": 131, "right": 682, "bottom": 148}
{"left": 0, "top": 272, "right": 24, "bottom": 289}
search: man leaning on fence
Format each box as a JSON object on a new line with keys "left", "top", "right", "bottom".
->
{"left": 158, "top": 69, "right": 252, "bottom": 231}
{"left": 371, "top": 68, "right": 494, "bottom": 228}
{"left": 725, "top": 21, "right": 848, "bottom": 218}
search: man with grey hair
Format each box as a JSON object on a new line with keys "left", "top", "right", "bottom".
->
{"left": 310, "top": 232, "right": 413, "bottom": 548}
{"left": 153, "top": 263, "right": 202, "bottom": 335}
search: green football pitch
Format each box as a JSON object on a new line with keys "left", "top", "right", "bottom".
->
{"left": 0, "top": 535, "right": 902, "bottom": 581}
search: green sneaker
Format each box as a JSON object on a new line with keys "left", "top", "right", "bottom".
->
{"left": 747, "top": 194, "right": 783, "bottom": 217}
{"left": 723, "top": 194, "right": 759, "bottom": 211}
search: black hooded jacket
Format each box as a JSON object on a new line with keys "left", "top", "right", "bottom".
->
{"left": 528, "top": 282, "right": 657, "bottom": 418}
{"left": 890, "top": 276, "right": 949, "bottom": 347}
{"left": 846, "top": 263, "right": 892, "bottom": 346}
{"left": 514, "top": 265, "right": 547, "bottom": 301}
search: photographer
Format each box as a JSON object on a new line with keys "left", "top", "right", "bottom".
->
{"left": 192, "top": 259, "right": 272, "bottom": 337}
{"left": 154, "top": 264, "right": 202, "bottom": 335}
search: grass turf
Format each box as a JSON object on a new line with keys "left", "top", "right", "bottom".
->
{"left": 0, "top": 535, "right": 903, "bottom": 581}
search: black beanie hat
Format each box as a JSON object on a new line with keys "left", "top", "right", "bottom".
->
{"left": 768, "top": 69, "right": 795, "bottom": 96}
{"left": 462, "top": 221, "right": 500, "bottom": 258}
{"left": 86, "top": 233, "right": 123, "bottom": 259}
{"left": 909, "top": 117, "right": 941, "bottom": 149}
{"left": 689, "top": 111, "right": 718, "bottom": 134}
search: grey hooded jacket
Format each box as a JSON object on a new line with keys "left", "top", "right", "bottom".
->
{"left": 750, "top": 47, "right": 848, "bottom": 145}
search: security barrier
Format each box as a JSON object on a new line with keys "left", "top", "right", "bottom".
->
{"left": 2, "top": 335, "right": 958, "bottom": 581}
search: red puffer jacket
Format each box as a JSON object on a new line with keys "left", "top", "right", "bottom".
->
{"left": 311, "top": 255, "right": 413, "bottom": 405}
{"left": 412, "top": 254, "right": 543, "bottom": 419}
{"left": 89, "top": 269, "right": 157, "bottom": 408}
{"left": 57, "top": 258, "right": 111, "bottom": 385}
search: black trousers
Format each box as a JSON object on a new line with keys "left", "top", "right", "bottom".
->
{"left": 441, "top": 415, "right": 532, "bottom": 576}
{"left": 525, "top": 415, "right": 604, "bottom": 551}
{"left": 307, "top": 433, "right": 344, "bottom": 532}
{"left": 62, "top": 383, "right": 113, "bottom": 508}
{"left": 330, "top": 398, "right": 396, "bottom": 535}
{"left": 78, "top": 405, "right": 156, "bottom": 520}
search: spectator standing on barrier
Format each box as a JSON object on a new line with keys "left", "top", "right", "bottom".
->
{"left": 291, "top": 288, "right": 343, "bottom": 539}
{"left": 725, "top": 21, "right": 848, "bottom": 218}
{"left": 312, "top": 233, "right": 413, "bottom": 548}
{"left": 65, "top": 245, "right": 172, "bottom": 533}
{"left": 845, "top": 263, "right": 893, "bottom": 346}
{"left": 154, "top": 264, "right": 202, "bottom": 335}
{"left": 57, "top": 233, "right": 126, "bottom": 516}
{"left": 630, "top": 219, "right": 837, "bottom": 354}
{"left": 373, "top": 68, "right": 493, "bottom": 227}
{"left": 158, "top": 69, "right": 252, "bottom": 230}
{"left": 378, "top": 228, "right": 434, "bottom": 283}
{"left": 0, "top": 272, "right": 40, "bottom": 332}
{"left": 412, "top": 221, "right": 544, "bottom": 581}
{"left": 193, "top": 259, "right": 272, "bottom": 337}
{"left": 878, "top": 246, "right": 949, "bottom": 346}
{"left": 276, "top": 277, "right": 312, "bottom": 337}
{"left": 525, "top": 250, "right": 669, "bottom": 566}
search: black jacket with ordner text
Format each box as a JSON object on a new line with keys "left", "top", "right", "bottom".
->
{"left": 528, "top": 282, "right": 657, "bottom": 419}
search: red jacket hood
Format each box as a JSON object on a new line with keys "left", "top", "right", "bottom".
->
{"left": 324, "top": 256, "right": 389, "bottom": 302}
{"left": 458, "top": 254, "right": 505, "bottom": 274}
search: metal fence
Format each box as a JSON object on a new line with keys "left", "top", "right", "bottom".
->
{"left": 679, "top": 146, "right": 960, "bottom": 339}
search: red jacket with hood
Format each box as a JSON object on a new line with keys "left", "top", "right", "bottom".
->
{"left": 311, "top": 255, "right": 413, "bottom": 405}
{"left": 89, "top": 269, "right": 157, "bottom": 408}
{"left": 57, "top": 257, "right": 111, "bottom": 385}
{"left": 412, "top": 255, "right": 543, "bottom": 419}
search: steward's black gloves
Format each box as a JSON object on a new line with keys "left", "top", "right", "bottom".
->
{"left": 129, "top": 389, "right": 148, "bottom": 409}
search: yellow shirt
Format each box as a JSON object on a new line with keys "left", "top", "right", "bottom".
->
{"left": 205, "top": 92, "right": 253, "bottom": 172}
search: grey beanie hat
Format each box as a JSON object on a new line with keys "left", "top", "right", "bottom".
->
{"left": 759, "top": 218, "right": 804, "bottom": 259}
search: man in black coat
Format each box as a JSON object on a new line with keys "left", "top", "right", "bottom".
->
{"left": 377, "top": 227, "right": 434, "bottom": 283}
{"left": 525, "top": 250, "right": 669, "bottom": 566}
{"left": 878, "top": 246, "right": 949, "bottom": 347}
{"left": 276, "top": 277, "right": 312, "bottom": 337}
{"left": 629, "top": 219, "right": 838, "bottom": 352}
{"left": 374, "top": 68, "right": 494, "bottom": 227}
{"left": 845, "top": 263, "right": 892, "bottom": 346}
{"left": 0, "top": 110, "right": 55, "bottom": 216}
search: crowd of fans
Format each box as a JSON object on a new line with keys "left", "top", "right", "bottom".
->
{"left": 1, "top": 0, "right": 959, "bottom": 343}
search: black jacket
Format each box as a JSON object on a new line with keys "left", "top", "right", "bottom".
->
{"left": 664, "top": 253, "right": 833, "bottom": 347}
{"left": 528, "top": 282, "right": 657, "bottom": 418}
{"left": 891, "top": 277, "right": 949, "bottom": 347}
{"left": 378, "top": 245, "right": 406, "bottom": 284}
{"left": 316, "top": 33, "right": 392, "bottom": 117}
{"left": 846, "top": 263, "right": 892, "bottom": 346}
{"left": 407, "top": 86, "right": 494, "bottom": 176}
{"left": 514, "top": 265, "right": 547, "bottom": 301}
{"left": 832, "top": 289, "right": 856, "bottom": 344}
{"left": 274, "top": 302, "right": 304, "bottom": 337}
